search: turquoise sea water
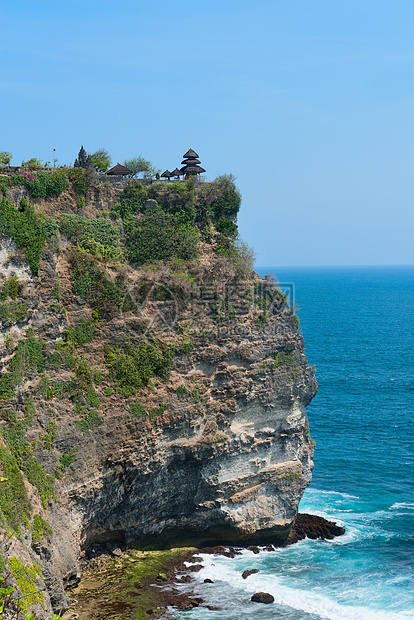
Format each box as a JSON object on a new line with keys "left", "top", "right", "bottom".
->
{"left": 171, "top": 266, "right": 414, "bottom": 619}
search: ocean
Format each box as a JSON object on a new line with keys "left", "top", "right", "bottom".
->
{"left": 170, "top": 266, "right": 414, "bottom": 620}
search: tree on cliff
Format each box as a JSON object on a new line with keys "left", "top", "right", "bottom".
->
{"left": 124, "top": 156, "right": 160, "bottom": 179}
{"left": 90, "top": 148, "right": 112, "bottom": 173}
{"left": 21, "top": 157, "right": 43, "bottom": 170}
{"left": 0, "top": 151, "right": 12, "bottom": 166}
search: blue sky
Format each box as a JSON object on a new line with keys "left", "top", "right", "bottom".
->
{"left": 1, "top": 0, "right": 413, "bottom": 265}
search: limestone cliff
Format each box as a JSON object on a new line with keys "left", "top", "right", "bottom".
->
{"left": 0, "top": 178, "right": 317, "bottom": 618}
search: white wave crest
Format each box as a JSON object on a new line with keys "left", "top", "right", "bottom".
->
{"left": 183, "top": 554, "right": 413, "bottom": 620}
{"left": 390, "top": 502, "right": 414, "bottom": 510}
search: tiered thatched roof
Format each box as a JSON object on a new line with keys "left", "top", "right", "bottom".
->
{"left": 180, "top": 148, "right": 206, "bottom": 176}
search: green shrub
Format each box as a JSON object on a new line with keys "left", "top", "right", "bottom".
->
{"left": 86, "top": 388, "right": 99, "bottom": 407}
{"left": 125, "top": 207, "right": 200, "bottom": 265}
{"left": 31, "top": 514, "right": 53, "bottom": 545}
{"left": 294, "top": 314, "right": 300, "bottom": 330}
{"left": 44, "top": 420, "right": 57, "bottom": 450}
{"left": 59, "top": 214, "right": 120, "bottom": 251}
{"left": 17, "top": 169, "right": 69, "bottom": 199}
{"left": 198, "top": 174, "right": 241, "bottom": 221}
{"left": 1, "top": 399, "right": 55, "bottom": 510}
{"left": 147, "top": 180, "right": 195, "bottom": 218}
{"left": 0, "top": 334, "right": 45, "bottom": 398}
{"left": 0, "top": 447, "right": 32, "bottom": 535}
{"left": 93, "top": 370, "right": 102, "bottom": 385}
{"left": 68, "top": 167, "right": 89, "bottom": 194}
{"left": 42, "top": 217, "right": 61, "bottom": 253}
{"left": 59, "top": 452, "right": 77, "bottom": 469}
{"left": 75, "top": 409, "right": 103, "bottom": 435}
{"left": 63, "top": 318, "right": 95, "bottom": 347}
{"left": 272, "top": 351, "right": 296, "bottom": 369}
{"left": 105, "top": 340, "right": 175, "bottom": 398}
{"left": 67, "top": 247, "right": 133, "bottom": 314}
{"left": 284, "top": 471, "right": 301, "bottom": 480}
{"left": 215, "top": 218, "right": 238, "bottom": 237}
{"left": 115, "top": 181, "right": 148, "bottom": 218}
{"left": 75, "top": 356, "right": 94, "bottom": 389}
{"left": 0, "top": 275, "right": 24, "bottom": 300}
{"left": 0, "top": 197, "right": 47, "bottom": 275}
{"left": 8, "top": 557, "right": 44, "bottom": 614}
{"left": 50, "top": 280, "right": 61, "bottom": 301}
{"left": 148, "top": 402, "right": 169, "bottom": 417}
{"left": 63, "top": 352, "right": 76, "bottom": 369}
{"left": 190, "top": 387, "right": 200, "bottom": 403}
{"left": 176, "top": 384, "right": 188, "bottom": 397}
{"left": 23, "top": 454, "right": 56, "bottom": 509}
{"left": 129, "top": 400, "right": 147, "bottom": 417}
{"left": 0, "top": 300, "right": 28, "bottom": 323}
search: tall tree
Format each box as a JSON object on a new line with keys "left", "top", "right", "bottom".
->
{"left": 124, "top": 156, "right": 160, "bottom": 179}
{"left": 0, "top": 152, "right": 12, "bottom": 166}
{"left": 90, "top": 149, "right": 112, "bottom": 173}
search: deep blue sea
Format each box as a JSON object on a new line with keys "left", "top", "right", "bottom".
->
{"left": 171, "top": 266, "right": 414, "bottom": 620}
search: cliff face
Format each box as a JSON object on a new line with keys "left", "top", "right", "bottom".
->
{"left": 0, "top": 183, "right": 317, "bottom": 618}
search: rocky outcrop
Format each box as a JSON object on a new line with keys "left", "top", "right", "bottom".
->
{"left": 0, "top": 185, "right": 317, "bottom": 618}
{"left": 251, "top": 592, "right": 275, "bottom": 604}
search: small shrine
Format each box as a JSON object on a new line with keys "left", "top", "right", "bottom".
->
{"left": 160, "top": 169, "right": 173, "bottom": 180}
{"left": 106, "top": 162, "right": 132, "bottom": 176}
{"left": 171, "top": 167, "right": 184, "bottom": 179}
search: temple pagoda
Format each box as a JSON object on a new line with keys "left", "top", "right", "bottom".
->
{"left": 180, "top": 148, "right": 206, "bottom": 177}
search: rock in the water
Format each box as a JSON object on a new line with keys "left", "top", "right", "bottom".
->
{"left": 251, "top": 592, "right": 274, "bottom": 604}
{"left": 247, "top": 546, "right": 260, "bottom": 554}
{"left": 242, "top": 569, "right": 260, "bottom": 579}
{"left": 282, "top": 513, "right": 346, "bottom": 546}
{"left": 204, "top": 578, "right": 214, "bottom": 583}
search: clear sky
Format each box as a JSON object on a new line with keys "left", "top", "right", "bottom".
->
{"left": 1, "top": 0, "right": 413, "bottom": 266}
